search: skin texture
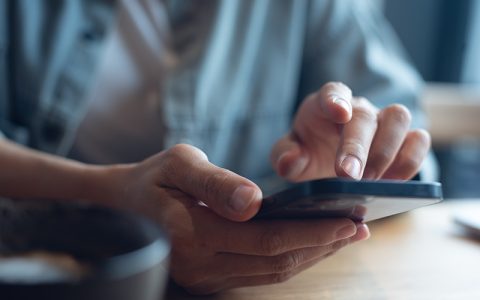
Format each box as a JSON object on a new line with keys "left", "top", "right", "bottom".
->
{"left": 107, "top": 144, "right": 370, "bottom": 295}
{"left": 0, "top": 82, "right": 429, "bottom": 295}
{"left": 271, "top": 82, "right": 430, "bottom": 182}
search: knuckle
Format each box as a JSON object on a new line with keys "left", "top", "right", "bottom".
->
{"left": 203, "top": 171, "right": 231, "bottom": 200}
{"left": 329, "top": 238, "right": 350, "bottom": 252}
{"left": 369, "top": 149, "right": 394, "bottom": 167}
{"left": 325, "top": 81, "right": 349, "bottom": 91}
{"left": 353, "top": 102, "right": 377, "bottom": 122}
{"left": 314, "top": 235, "right": 337, "bottom": 247}
{"left": 324, "top": 81, "right": 343, "bottom": 90}
{"left": 322, "top": 81, "right": 352, "bottom": 98}
{"left": 164, "top": 144, "right": 190, "bottom": 162}
{"left": 173, "top": 270, "right": 206, "bottom": 289}
{"left": 411, "top": 129, "right": 432, "bottom": 147}
{"left": 165, "top": 144, "right": 208, "bottom": 162}
{"left": 354, "top": 96, "right": 371, "bottom": 106}
{"left": 270, "top": 271, "right": 295, "bottom": 284}
{"left": 398, "top": 155, "right": 422, "bottom": 172}
{"left": 170, "top": 143, "right": 194, "bottom": 154}
{"left": 342, "top": 141, "right": 368, "bottom": 162}
{"left": 384, "top": 104, "right": 412, "bottom": 125}
{"left": 159, "top": 146, "right": 188, "bottom": 184}
{"left": 259, "top": 229, "right": 285, "bottom": 255}
{"left": 272, "top": 252, "right": 303, "bottom": 273}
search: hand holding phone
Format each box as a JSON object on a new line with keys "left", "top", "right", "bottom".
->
{"left": 255, "top": 178, "right": 443, "bottom": 222}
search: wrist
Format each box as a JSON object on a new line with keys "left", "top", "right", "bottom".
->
{"left": 76, "top": 163, "right": 134, "bottom": 208}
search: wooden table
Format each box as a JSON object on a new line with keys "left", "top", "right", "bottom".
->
{"left": 167, "top": 200, "right": 480, "bottom": 300}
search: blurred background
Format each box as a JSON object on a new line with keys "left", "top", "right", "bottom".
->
{"left": 381, "top": 0, "right": 480, "bottom": 198}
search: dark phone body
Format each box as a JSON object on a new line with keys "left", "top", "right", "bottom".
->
{"left": 255, "top": 178, "right": 443, "bottom": 222}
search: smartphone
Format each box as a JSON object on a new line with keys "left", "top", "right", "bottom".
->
{"left": 255, "top": 178, "right": 443, "bottom": 222}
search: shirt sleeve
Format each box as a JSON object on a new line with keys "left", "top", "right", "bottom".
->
{"left": 299, "top": 0, "right": 426, "bottom": 129}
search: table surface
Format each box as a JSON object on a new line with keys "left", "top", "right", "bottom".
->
{"left": 167, "top": 200, "right": 480, "bottom": 300}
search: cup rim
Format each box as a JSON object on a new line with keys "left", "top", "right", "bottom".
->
{"left": 0, "top": 201, "right": 170, "bottom": 285}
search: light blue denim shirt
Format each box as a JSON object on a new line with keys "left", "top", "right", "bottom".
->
{"left": 0, "top": 0, "right": 427, "bottom": 186}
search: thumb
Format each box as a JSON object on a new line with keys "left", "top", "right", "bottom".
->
{"left": 270, "top": 133, "right": 309, "bottom": 181}
{"left": 160, "top": 144, "right": 263, "bottom": 222}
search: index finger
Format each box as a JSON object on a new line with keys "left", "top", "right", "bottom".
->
{"left": 335, "top": 97, "right": 379, "bottom": 179}
{"left": 314, "top": 82, "right": 353, "bottom": 124}
{"left": 215, "top": 218, "right": 357, "bottom": 256}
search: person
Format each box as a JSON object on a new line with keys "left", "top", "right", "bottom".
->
{"left": 0, "top": 0, "right": 432, "bottom": 294}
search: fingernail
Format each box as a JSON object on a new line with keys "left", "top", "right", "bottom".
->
{"left": 336, "top": 223, "right": 357, "bottom": 239}
{"left": 341, "top": 156, "right": 362, "bottom": 179}
{"left": 333, "top": 97, "right": 350, "bottom": 112}
{"left": 229, "top": 185, "right": 257, "bottom": 213}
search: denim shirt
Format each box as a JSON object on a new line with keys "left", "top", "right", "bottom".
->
{"left": 0, "top": 0, "right": 426, "bottom": 186}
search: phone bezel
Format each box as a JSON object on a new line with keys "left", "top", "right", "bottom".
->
{"left": 255, "top": 178, "right": 443, "bottom": 222}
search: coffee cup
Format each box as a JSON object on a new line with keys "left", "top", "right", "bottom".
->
{"left": 0, "top": 199, "right": 170, "bottom": 300}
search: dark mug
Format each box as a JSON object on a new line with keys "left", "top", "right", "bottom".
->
{"left": 0, "top": 199, "right": 170, "bottom": 300}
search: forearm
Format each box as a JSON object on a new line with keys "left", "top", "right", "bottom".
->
{"left": 0, "top": 139, "right": 122, "bottom": 205}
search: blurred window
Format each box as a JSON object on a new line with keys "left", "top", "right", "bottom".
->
{"left": 384, "top": 0, "right": 480, "bottom": 198}
{"left": 462, "top": 0, "right": 480, "bottom": 84}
